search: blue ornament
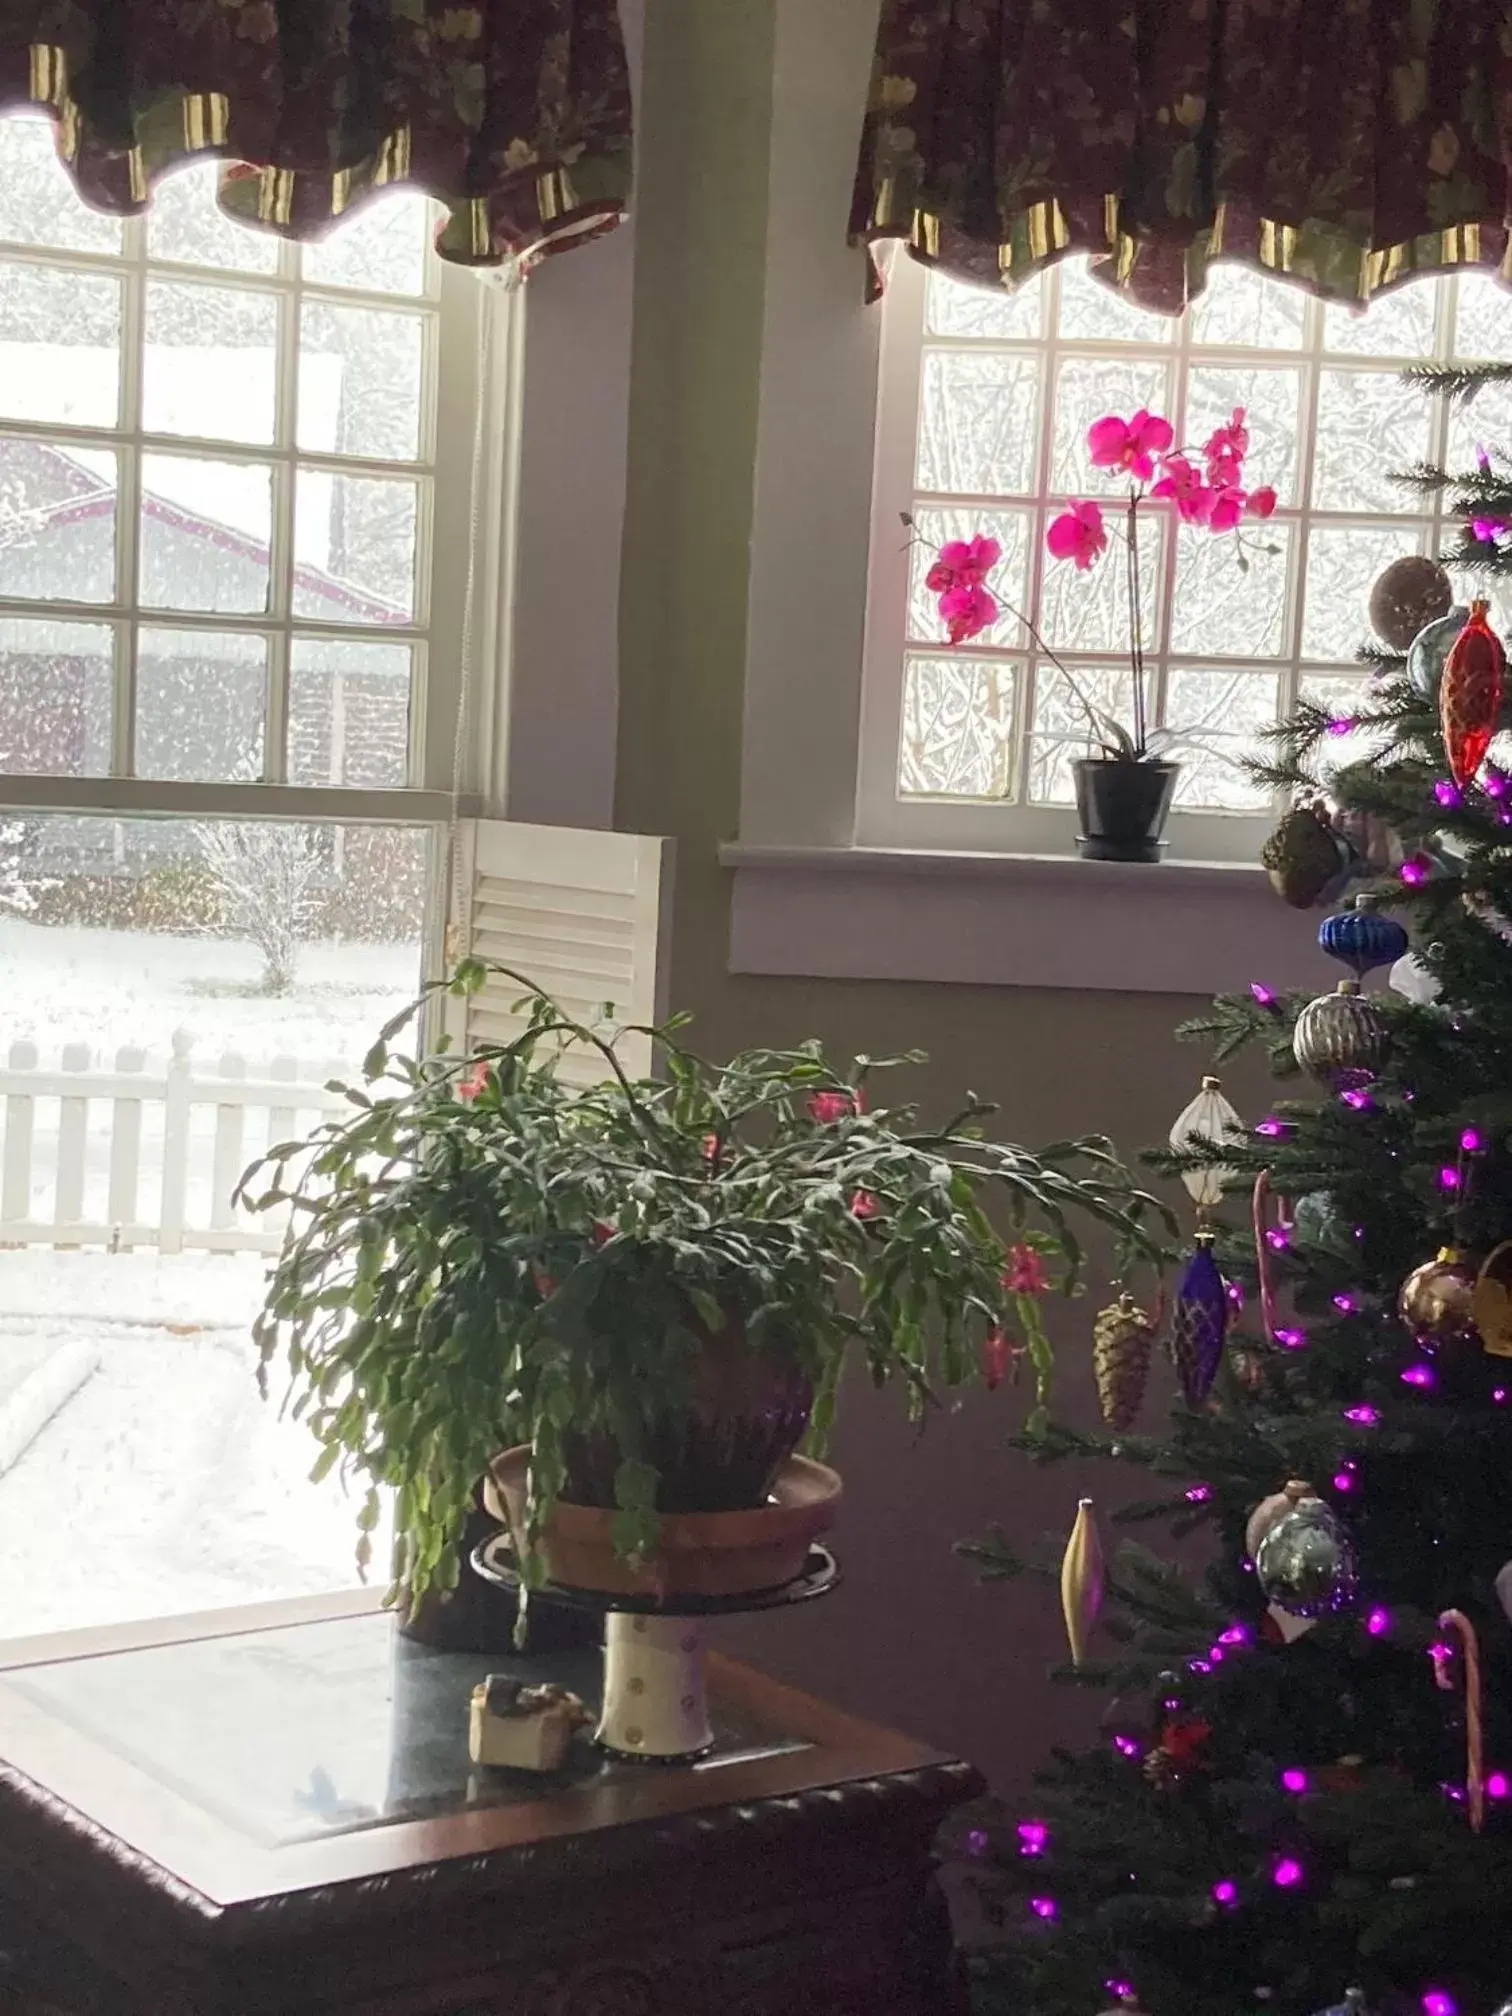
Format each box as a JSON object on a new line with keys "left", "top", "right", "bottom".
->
{"left": 1408, "top": 606, "right": 1470, "bottom": 700}
{"left": 1170, "top": 1234, "right": 1227, "bottom": 1406}
{"left": 1319, "top": 901, "right": 1409, "bottom": 979}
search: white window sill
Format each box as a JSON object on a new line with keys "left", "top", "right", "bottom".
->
{"left": 721, "top": 844, "right": 1335, "bottom": 994}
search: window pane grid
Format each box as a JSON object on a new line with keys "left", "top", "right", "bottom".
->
{"left": 0, "top": 160, "right": 441, "bottom": 792}
{"left": 895, "top": 260, "right": 1475, "bottom": 817}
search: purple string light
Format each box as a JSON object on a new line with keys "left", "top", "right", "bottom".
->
{"left": 1266, "top": 1226, "right": 1291, "bottom": 1250}
{"left": 1211, "top": 1879, "right": 1238, "bottom": 1907}
{"left": 1272, "top": 1857, "right": 1304, "bottom": 1888}
{"left": 1185, "top": 1484, "right": 1213, "bottom": 1503}
{"left": 1344, "top": 1403, "right": 1380, "bottom": 1425}
{"left": 1340, "top": 1086, "right": 1375, "bottom": 1111}
{"left": 1489, "top": 1771, "right": 1510, "bottom": 1800}
{"left": 1438, "top": 1165, "right": 1461, "bottom": 1191}
{"left": 1256, "top": 1116, "right": 1290, "bottom": 1138}
{"left": 1280, "top": 1768, "right": 1308, "bottom": 1794}
{"left": 1017, "top": 1821, "right": 1049, "bottom": 1856}
{"left": 1333, "top": 1292, "right": 1360, "bottom": 1313}
{"left": 1029, "top": 1896, "right": 1058, "bottom": 1921}
{"left": 1332, "top": 1469, "right": 1356, "bottom": 1492}
{"left": 1105, "top": 1982, "right": 1137, "bottom": 2003}
{"left": 1218, "top": 1623, "right": 1250, "bottom": 1647}
{"left": 1495, "top": 1387, "right": 1509, "bottom": 1405}
{"left": 1112, "top": 1734, "right": 1143, "bottom": 1758}
{"left": 1401, "top": 857, "right": 1432, "bottom": 887}
{"left": 1250, "top": 982, "right": 1278, "bottom": 1008}
{"left": 1461, "top": 1127, "right": 1485, "bottom": 1153}
{"left": 965, "top": 1827, "right": 989, "bottom": 1856}
{"left": 1366, "top": 1606, "right": 1391, "bottom": 1636}
{"left": 1401, "top": 1362, "right": 1437, "bottom": 1388}
{"left": 1275, "top": 1326, "right": 1307, "bottom": 1350}
{"left": 1423, "top": 1993, "right": 1458, "bottom": 2016}
{"left": 1435, "top": 779, "right": 1463, "bottom": 808}
{"left": 1326, "top": 716, "right": 1355, "bottom": 736}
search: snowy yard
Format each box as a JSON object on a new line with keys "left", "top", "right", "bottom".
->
{"left": 0, "top": 916, "right": 423, "bottom": 1067}
{"left": 0, "top": 921, "right": 418, "bottom": 1639}
{"left": 0, "top": 1251, "right": 385, "bottom": 1638}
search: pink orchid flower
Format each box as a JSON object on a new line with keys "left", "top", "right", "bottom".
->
{"left": 1203, "top": 407, "right": 1249, "bottom": 470}
{"left": 849, "top": 1188, "right": 882, "bottom": 1221}
{"left": 455, "top": 1058, "right": 492, "bottom": 1102}
{"left": 1246, "top": 486, "right": 1277, "bottom": 520}
{"left": 1087, "top": 409, "right": 1174, "bottom": 482}
{"left": 1151, "top": 453, "right": 1215, "bottom": 525}
{"left": 1046, "top": 499, "right": 1108, "bottom": 570}
{"left": 1003, "top": 1244, "right": 1050, "bottom": 1296}
{"left": 926, "top": 533, "right": 1001, "bottom": 595}
{"left": 941, "top": 579, "right": 999, "bottom": 643}
{"left": 1207, "top": 487, "right": 1247, "bottom": 534}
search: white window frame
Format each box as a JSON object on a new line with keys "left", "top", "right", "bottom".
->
{"left": 0, "top": 184, "right": 512, "bottom": 843}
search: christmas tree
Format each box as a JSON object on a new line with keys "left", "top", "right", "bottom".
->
{"left": 960, "top": 365, "right": 1512, "bottom": 2016}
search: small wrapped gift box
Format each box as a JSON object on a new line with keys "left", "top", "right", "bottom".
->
{"left": 468, "top": 1676, "right": 591, "bottom": 1773}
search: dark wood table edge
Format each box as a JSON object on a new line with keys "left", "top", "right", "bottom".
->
{"left": 0, "top": 1598, "right": 987, "bottom": 1947}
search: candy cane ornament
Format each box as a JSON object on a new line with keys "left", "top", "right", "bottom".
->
{"left": 1434, "top": 1608, "right": 1485, "bottom": 1833}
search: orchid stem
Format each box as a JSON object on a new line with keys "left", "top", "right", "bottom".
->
{"left": 995, "top": 595, "right": 1112, "bottom": 751}
{"left": 1127, "top": 489, "right": 1147, "bottom": 756}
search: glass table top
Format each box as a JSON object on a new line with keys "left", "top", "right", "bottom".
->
{"left": 0, "top": 1611, "right": 807, "bottom": 1852}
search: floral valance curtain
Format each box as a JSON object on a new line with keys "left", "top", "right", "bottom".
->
{"left": 851, "top": 0, "right": 1512, "bottom": 315}
{"left": 0, "top": 0, "right": 632, "bottom": 270}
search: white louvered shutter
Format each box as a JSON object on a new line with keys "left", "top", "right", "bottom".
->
{"left": 444, "top": 820, "right": 673, "bottom": 1084}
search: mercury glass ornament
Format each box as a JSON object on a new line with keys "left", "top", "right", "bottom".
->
{"left": 1169, "top": 1076, "right": 1244, "bottom": 1209}
{"left": 1398, "top": 1247, "right": 1479, "bottom": 1346}
{"left": 1293, "top": 981, "right": 1390, "bottom": 1088}
{"left": 1290, "top": 1190, "right": 1355, "bottom": 1258}
{"left": 1370, "top": 554, "right": 1453, "bottom": 650}
{"left": 1408, "top": 605, "right": 1471, "bottom": 699}
{"left": 1254, "top": 1482, "right": 1357, "bottom": 1618}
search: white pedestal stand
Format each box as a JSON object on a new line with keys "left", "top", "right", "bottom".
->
{"left": 597, "top": 1612, "right": 714, "bottom": 1763}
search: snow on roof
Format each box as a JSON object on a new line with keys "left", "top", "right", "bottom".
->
{"left": 1, "top": 440, "right": 407, "bottom": 626}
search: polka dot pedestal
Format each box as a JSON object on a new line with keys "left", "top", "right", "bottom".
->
{"left": 598, "top": 1612, "right": 715, "bottom": 1762}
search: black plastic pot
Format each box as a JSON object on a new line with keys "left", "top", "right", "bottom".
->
{"left": 1073, "top": 757, "right": 1179, "bottom": 863}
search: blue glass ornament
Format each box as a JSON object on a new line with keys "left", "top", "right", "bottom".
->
{"left": 1319, "top": 902, "right": 1408, "bottom": 979}
{"left": 1408, "top": 606, "right": 1470, "bottom": 700}
{"left": 1170, "top": 1233, "right": 1227, "bottom": 1406}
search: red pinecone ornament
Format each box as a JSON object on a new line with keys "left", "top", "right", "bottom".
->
{"left": 1440, "top": 598, "right": 1506, "bottom": 788}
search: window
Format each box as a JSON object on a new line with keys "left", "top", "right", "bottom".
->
{"left": 0, "top": 117, "right": 509, "bottom": 1639}
{"left": 861, "top": 254, "right": 1512, "bottom": 861}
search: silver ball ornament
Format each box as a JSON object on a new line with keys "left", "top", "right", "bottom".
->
{"left": 1292, "top": 981, "right": 1391, "bottom": 1087}
{"left": 1254, "top": 1485, "right": 1357, "bottom": 1617}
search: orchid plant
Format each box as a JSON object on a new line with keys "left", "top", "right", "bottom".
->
{"left": 918, "top": 405, "right": 1277, "bottom": 764}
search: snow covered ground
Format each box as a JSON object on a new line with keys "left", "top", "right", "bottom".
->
{"left": 0, "top": 1251, "right": 387, "bottom": 1638}
{"left": 0, "top": 920, "right": 417, "bottom": 1639}
{"left": 0, "top": 916, "right": 423, "bottom": 1068}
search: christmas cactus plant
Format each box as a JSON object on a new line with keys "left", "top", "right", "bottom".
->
{"left": 240, "top": 962, "right": 1172, "bottom": 1606}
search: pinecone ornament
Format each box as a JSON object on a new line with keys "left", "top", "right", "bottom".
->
{"left": 1261, "top": 801, "right": 1353, "bottom": 909}
{"left": 1093, "top": 1295, "right": 1155, "bottom": 1431}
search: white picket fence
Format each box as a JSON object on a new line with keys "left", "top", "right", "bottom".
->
{"left": 0, "top": 1033, "right": 351, "bottom": 1254}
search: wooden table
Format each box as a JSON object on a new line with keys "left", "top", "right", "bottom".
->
{"left": 0, "top": 1591, "right": 982, "bottom": 2015}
